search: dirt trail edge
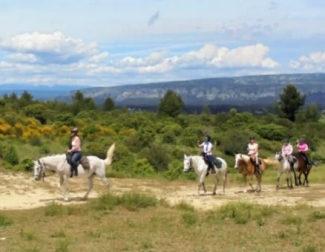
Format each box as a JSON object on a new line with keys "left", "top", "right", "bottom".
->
{"left": 1, "top": 172, "right": 325, "bottom": 211}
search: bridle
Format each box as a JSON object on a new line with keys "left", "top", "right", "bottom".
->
{"left": 37, "top": 159, "right": 46, "bottom": 181}
{"left": 185, "top": 157, "right": 193, "bottom": 171}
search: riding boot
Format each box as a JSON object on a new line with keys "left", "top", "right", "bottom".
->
{"left": 290, "top": 162, "right": 294, "bottom": 171}
{"left": 255, "top": 164, "right": 260, "bottom": 174}
{"left": 70, "top": 166, "right": 74, "bottom": 178}
{"left": 211, "top": 165, "right": 216, "bottom": 174}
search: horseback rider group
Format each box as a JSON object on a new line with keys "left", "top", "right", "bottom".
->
{"left": 197, "top": 134, "right": 315, "bottom": 176}
{"left": 281, "top": 137, "right": 314, "bottom": 170}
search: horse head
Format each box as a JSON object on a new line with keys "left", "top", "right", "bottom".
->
{"left": 234, "top": 153, "right": 242, "bottom": 169}
{"left": 274, "top": 152, "right": 283, "bottom": 162}
{"left": 183, "top": 154, "right": 192, "bottom": 173}
{"left": 33, "top": 159, "right": 45, "bottom": 181}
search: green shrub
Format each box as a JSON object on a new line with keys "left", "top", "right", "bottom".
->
{"left": 29, "top": 136, "right": 42, "bottom": 146}
{"left": 3, "top": 145, "right": 19, "bottom": 166}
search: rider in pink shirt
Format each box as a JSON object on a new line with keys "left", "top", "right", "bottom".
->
{"left": 282, "top": 138, "right": 294, "bottom": 170}
{"left": 297, "top": 138, "right": 314, "bottom": 167}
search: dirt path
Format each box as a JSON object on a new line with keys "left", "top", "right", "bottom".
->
{"left": 1, "top": 172, "right": 325, "bottom": 211}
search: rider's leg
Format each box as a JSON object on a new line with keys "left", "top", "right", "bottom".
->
{"left": 206, "top": 155, "right": 215, "bottom": 173}
{"left": 207, "top": 155, "right": 216, "bottom": 173}
{"left": 71, "top": 151, "right": 81, "bottom": 177}
{"left": 255, "top": 154, "right": 260, "bottom": 173}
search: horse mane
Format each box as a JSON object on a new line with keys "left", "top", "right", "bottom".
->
{"left": 237, "top": 153, "right": 250, "bottom": 163}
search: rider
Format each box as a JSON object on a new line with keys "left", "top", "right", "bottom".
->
{"left": 247, "top": 136, "right": 260, "bottom": 173}
{"left": 67, "top": 127, "right": 82, "bottom": 177}
{"left": 281, "top": 138, "right": 294, "bottom": 171}
{"left": 296, "top": 138, "right": 314, "bottom": 167}
{"left": 197, "top": 135, "right": 216, "bottom": 174}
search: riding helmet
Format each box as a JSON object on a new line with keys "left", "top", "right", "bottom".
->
{"left": 206, "top": 135, "right": 211, "bottom": 141}
{"left": 71, "top": 127, "right": 78, "bottom": 133}
{"left": 249, "top": 136, "right": 255, "bottom": 140}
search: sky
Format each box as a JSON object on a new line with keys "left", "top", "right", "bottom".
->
{"left": 0, "top": 0, "right": 325, "bottom": 87}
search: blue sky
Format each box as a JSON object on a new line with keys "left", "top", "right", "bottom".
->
{"left": 0, "top": 0, "right": 325, "bottom": 86}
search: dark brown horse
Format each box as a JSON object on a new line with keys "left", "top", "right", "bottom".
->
{"left": 291, "top": 153, "right": 313, "bottom": 186}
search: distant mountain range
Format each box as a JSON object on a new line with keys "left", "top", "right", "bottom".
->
{"left": 2, "top": 73, "right": 325, "bottom": 111}
{"left": 56, "top": 73, "right": 325, "bottom": 108}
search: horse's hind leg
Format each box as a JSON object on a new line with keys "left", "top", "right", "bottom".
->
{"left": 82, "top": 174, "right": 95, "bottom": 200}
{"left": 63, "top": 175, "right": 70, "bottom": 202}
{"left": 276, "top": 171, "right": 281, "bottom": 190}
{"left": 222, "top": 171, "right": 227, "bottom": 194}
{"left": 100, "top": 175, "right": 110, "bottom": 189}
{"left": 213, "top": 175, "right": 219, "bottom": 195}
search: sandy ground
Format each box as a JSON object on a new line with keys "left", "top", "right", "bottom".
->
{"left": 1, "top": 171, "right": 325, "bottom": 211}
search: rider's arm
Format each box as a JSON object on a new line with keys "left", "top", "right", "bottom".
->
{"left": 304, "top": 144, "right": 309, "bottom": 152}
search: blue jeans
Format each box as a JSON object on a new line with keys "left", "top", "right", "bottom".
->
{"left": 70, "top": 151, "right": 82, "bottom": 176}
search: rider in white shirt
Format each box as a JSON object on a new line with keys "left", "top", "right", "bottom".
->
{"left": 197, "top": 135, "right": 215, "bottom": 174}
{"left": 247, "top": 136, "right": 260, "bottom": 173}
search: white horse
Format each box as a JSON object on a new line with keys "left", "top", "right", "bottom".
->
{"left": 274, "top": 152, "right": 298, "bottom": 190}
{"left": 183, "top": 154, "right": 228, "bottom": 195}
{"left": 33, "top": 143, "right": 115, "bottom": 201}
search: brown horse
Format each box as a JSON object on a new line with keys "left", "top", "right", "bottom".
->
{"left": 291, "top": 153, "right": 313, "bottom": 186}
{"left": 234, "top": 153, "right": 267, "bottom": 192}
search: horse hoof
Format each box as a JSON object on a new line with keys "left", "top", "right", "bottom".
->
{"left": 63, "top": 198, "right": 70, "bottom": 202}
{"left": 212, "top": 192, "right": 216, "bottom": 195}
{"left": 81, "top": 197, "right": 88, "bottom": 201}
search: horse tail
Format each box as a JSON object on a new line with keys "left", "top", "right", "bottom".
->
{"left": 104, "top": 143, "right": 116, "bottom": 166}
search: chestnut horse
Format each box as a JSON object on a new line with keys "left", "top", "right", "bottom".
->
{"left": 234, "top": 153, "right": 267, "bottom": 192}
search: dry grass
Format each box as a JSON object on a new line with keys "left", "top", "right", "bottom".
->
{"left": 1, "top": 192, "right": 325, "bottom": 252}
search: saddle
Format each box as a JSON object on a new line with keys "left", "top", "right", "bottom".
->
{"left": 250, "top": 157, "right": 262, "bottom": 166}
{"left": 202, "top": 155, "right": 222, "bottom": 169}
{"left": 66, "top": 153, "right": 90, "bottom": 170}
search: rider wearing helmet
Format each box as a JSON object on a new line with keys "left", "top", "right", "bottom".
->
{"left": 197, "top": 135, "right": 216, "bottom": 174}
{"left": 296, "top": 138, "right": 314, "bottom": 167}
{"left": 282, "top": 138, "right": 294, "bottom": 171}
{"left": 67, "top": 127, "right": 82, "bottom": 177}
{"left": 247, "top": 136, "right": 260, "bottom": 173}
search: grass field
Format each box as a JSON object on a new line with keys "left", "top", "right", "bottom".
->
{"left": 1, "top": 163, "right": 325, "bottom": 252}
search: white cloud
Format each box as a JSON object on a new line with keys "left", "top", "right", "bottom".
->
{"left": 290, "top": 52, "right": 325, "bottom": 71}
{"left": 0, "top": 31, "right": 280, "bottom": 86}
{"left": 0, "top": 31, "right": 98, "bottom": 64}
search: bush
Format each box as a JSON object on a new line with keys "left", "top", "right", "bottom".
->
{"left": 140, "top": 144, "right": 170, "bottom": 172}
{"left": 3, "top": 145, "right": 19, "bottom": 166}
{"left": 17, "top": 158, "right": 34, "bottom": 172}
{"left": 29, "top": 136, "right": 42, "bottom": 146}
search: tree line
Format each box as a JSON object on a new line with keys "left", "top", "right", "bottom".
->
{"left": 0, "top": 83, "right": 323, "bottom": 180}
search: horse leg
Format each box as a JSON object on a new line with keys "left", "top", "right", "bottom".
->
{"left": 288, "top": 171, "right": 293, "bottom": 189}
{"left": 57, "top": 175, "right": 64, "bottom": 195}
{"left": 100, "top": 175, "right": 110, "bottom": 189}
{"left": 63, "top": 175, "right": 70, "bottom": 202}
{"left": 255, "top": 175, "right": 262, "bottom": 192}
{"left": 248, "top": 175, "right": 255, "bottom": 192}
{"left": 298, "top": 172, "right": 303, "bottom": 186}
{"left": 276, "top": 171, "right": 281, "bottom": 190}
{"left": 198, "top": 175, "right": 206, "bottom": 195}
{"left": 213, "top": 174, "right": 219, "bottom": 195}
{"left": 222, "top": 172, "right": 227, "bottom": 195}
{"left": 202, "top": 182, "right": 207, "bottom": 194}
{"left": 293, "top": 169, "right": 299, "bottom": 186}
{"left": 242, "top": 175, "right": 248, "bottom": 193}
{"left": 82, "top": 174, "right": 95, "bottom": 200}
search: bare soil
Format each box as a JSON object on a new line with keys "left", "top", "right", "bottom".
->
{"left": 1, "top": 171, "right": 325, "bottom": 211}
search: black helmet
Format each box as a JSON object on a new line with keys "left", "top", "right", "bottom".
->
{"left": 249, "top": 136, "right": 255, "bottom": 140}
{"left": 206, "top": 135, "right": 211, "bottom": 141}
{"left": 71, "top": 127, "right": 78, "bottom": 133}
{"left": 299, "top": 138, "right": 305, "bottom": 143}
{"left": 283, "top": 138, "right": 290, "bottom": 142}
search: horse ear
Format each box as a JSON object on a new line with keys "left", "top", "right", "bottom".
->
{"left": 184, "top": 154, "right": 187, "bottom": 159}
{"left": 233, "top": 152, "right": 237, "bottom": 156}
